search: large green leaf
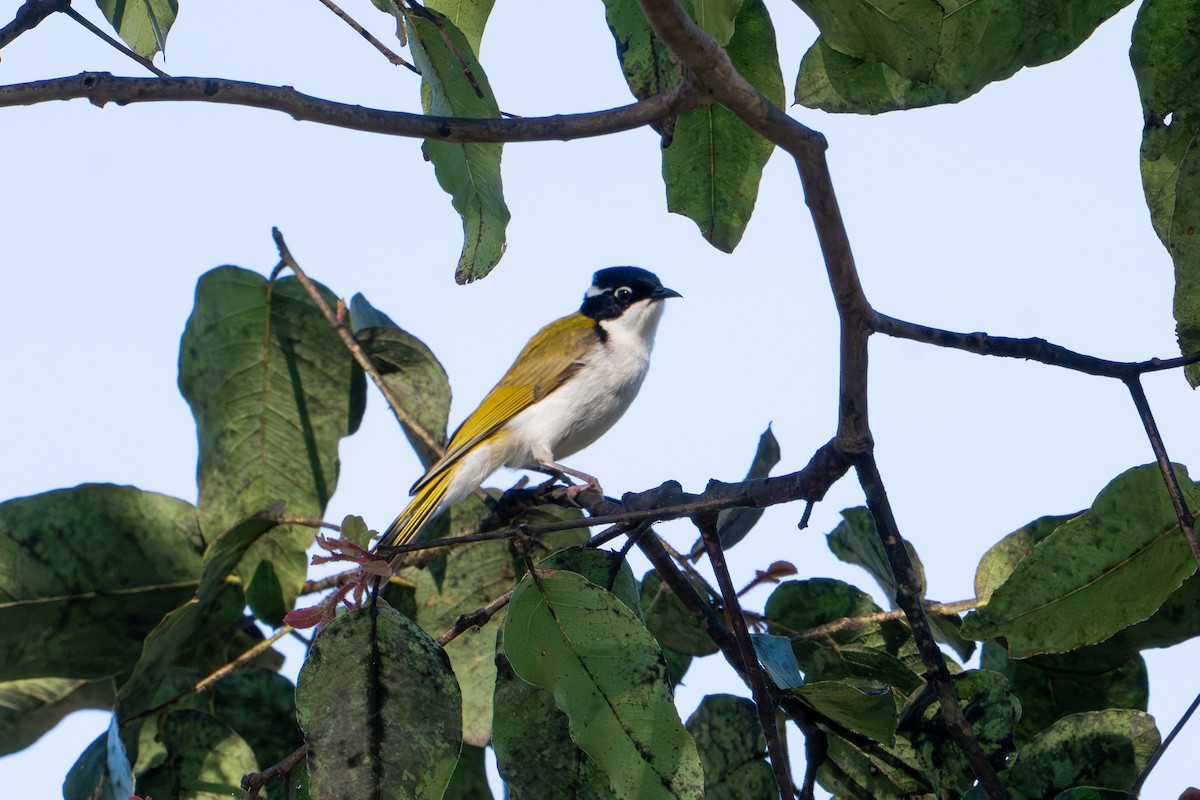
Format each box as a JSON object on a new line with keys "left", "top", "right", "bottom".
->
{"left": 792, "top": 681, "right": 897, "bottom": 745}
{"left": 1000, "top": 710, "right": 1159, "bottom": 799}
{"left": 410, "top": 517, "right": 518, "bottom": 747}
{"left": 0, "top": 678, "right": 113, "bottom": 756}
{"left": 350, "top": 293, "right": 451, "bottom": 469}
{"left": 296, "top": 606, "right": 462, "bottom": 800}
{"left": 134, "top": 710, "right": 259, "bottom": 799}
{"left": 963, "top": 464, "right": 1200, "bottom": 657}
{"left": 95, "top": 0, "right": 177, "bottom": 58}
{"left": 205, "top": 669, "right": 305, "bottom": 793}
{"left": 503, "top": 570, "right": 704, "bottom": 799}
{"left": 427, "top": 0, "right": 495, "bottom": 56}
{"left": 408, "top": 10, "right": 510, "bottom": 283}
{"left": 663, "top": 0, "right": 783, "bottom": 252}
{"left": 793, "top": 0, "right": 1131, "bottom": 113}
{"left": 641, "top": 570, "right": 721, "bottom": 656}
{"left": 685, "top": 694, "right": 775, "bottom": 800}
{"left": 1131, "top": 0, "right": 1200, "bottom": 385}
{"left": 980, "top": 641, "right": 1148, "bottom": 746}
{"left": 493, "top": 652, "right": 616, "bottom": 799}
{"left": 0, "top": 484, "right": 203, "bottom": 681}
{"left": 973, "top": 512, "right": 1082, "bottom": 603}
{"left": 178, "top": 266, "right": 365, "bottom": 622}
{"left": 115, "top": 512, "right": 281, "bottom": 722}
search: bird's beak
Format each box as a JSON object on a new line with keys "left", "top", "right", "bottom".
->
{"left": 652, "top": 286, "right": 682, "bottom": 300}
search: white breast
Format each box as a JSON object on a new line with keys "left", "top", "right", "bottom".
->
{"left": 502, "top": 298, "right": 667, "bottom": 468}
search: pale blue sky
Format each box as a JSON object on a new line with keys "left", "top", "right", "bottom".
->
{"left": 2, "top": 1, "right": 1197, "bottom": 797}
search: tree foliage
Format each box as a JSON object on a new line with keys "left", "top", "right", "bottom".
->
{"left": 1, "top": 0, "right": 1198, "bottom": 799}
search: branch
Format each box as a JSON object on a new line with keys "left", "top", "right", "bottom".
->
{"left": 854, "top": 453, "right": 1010, "bottom": 799}
{"left": 697, "top": 513, "right": 795, "bottom": 798}
{"left": 271, "top": 228, "right": 445, "bottom": 458}
{"left": 316, "top": 0, "right": 418, "bottom": 73}
{"left": 194, "top": 627, "right": 293, "bottom": 693}
{"left": 0, "top": 0, "right": 68, "bottom": 51}
{"left": 0, "top": 72, "right": 706, "bottom": 142}
{"left": 436, "top": 588, "right": 513, "bottom": 646}
{"left": 875, "top": 313, "right": 1200, "bottom": 378}
{"left": 241, "top": 743, "right": 308, "bottom": 800}
{"left": 1124, "top": 377, "right": 1200, "bottom": 566}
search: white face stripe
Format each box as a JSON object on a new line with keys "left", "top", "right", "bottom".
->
{"left": 585, "top": 284, "right": 604, "bottom": 297}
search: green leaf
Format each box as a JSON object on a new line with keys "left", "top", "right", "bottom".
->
{"left": 748, "top": 633, "right": 803, "bottom": 690}
{"left": 63, "top": 717, "right": 132, "bottom": 800}
{"left": 207, "top": 669, "right": 305, "bottom": 781}
{"left": 179, "top": 266, "right": 366, "bottom": 622}
{"left": 904, "top": 670, "right": 1018, "bottom": 798}
{"left": 793, "top": 682, "right": 897, "bottom": 745}
{"left": 351, "top": 293, "right": 451, "bottom": 470}
{"left": 828, "top": 507, "right": 975, "bottom": 660}
{"left": 0, "top": 484, "right": 203, "bottom": 681}
{"left": 408, "top": 10, "right": 510, "bottom": 282}
{"left": 95, "top": 0, "right": 177, "bottom": 58}
{"left": 763, "top": 579, "right": 912, "bottom": 676}
{"left": 442, "top": 743, "right": 494, "bottom": 800}
{"left": 962, "top": 464, "right": 1200, "bottom": 657}
{"left": 134, "top": 710, "right": 259, "bottom": 799}
{"left": 503, "top": 570, "right": 704, "bottom": 799}
{"left": 685, "top": 694, "right": 775, "bottom": 800}
{"left": 641, "top": 570, "right": 721, "bottom": 656}
{"left": 1131, "top": 0, "right": 1200, "bottom": 385}
{"left": 411, "top": 532, "right": 515, "bottom": 748}
{"left": 707, "top": 426, "right": 781, "bottom": 552}
{"left": 663, "top": 0, "right": 783, "bottom": 251}
{"left": 817, "top": 732, "right": 929, "bottom": 799}
{"left": 427, "top": 0, "right": 495, "bottom": 56}
{"left": 1001, "top": 710, "right": 1159, "bottom": 799}
{"left": 793, "top": 0, "right": 1131, "bottom": 113}
{"left": 980, "top": 641, "right": 1148, "bottom": 746}
{"left": 116, "top": 512, "right": 281, "bottom": 722}
{"left": 974, "top": 512, "right": 1081, "bottom": 603}
{"left": 0, "top": 678, "right": 113, "bottom": 756}
{"left": 493, "top": 652, "right": 616, "bottom": 799}
{"left": 296, "top": 606, "right": 462, "bottom": 800}
{"left": 602, "top": 0, "right": 683, "bottom": 101}
{"left": 542, "top": 547, "right": 641, "bottom": 613}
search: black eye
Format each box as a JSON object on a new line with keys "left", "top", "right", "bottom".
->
{"left": 614, "top": 286, "right": 633, "bottom": 302}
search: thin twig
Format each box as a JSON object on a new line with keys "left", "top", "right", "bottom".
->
{"left": 241, "top": 743, "right": 308, "bottom": 799}
{"left": 195, "top": 627, "right": 293, "bottom": 693}
{"left": 876, "top": 313, "right": 1200, "bottom": 379}
{"left": 0, "top": 71, "right": 707, "bottom": 142}
{"left": 783, "top": 598, "right": 980, "bottom": 642}
{"left": 1131, "top": 685, "right": 1200, "bottom": 796}
{"left": 1124, "top": 377, "right": 1200, "bottom": 566}
{"left": 282, "top": 516, "right": 343, "bottom": 531}
{"left": 0, "top": 0, "right": 68, "bottom": 50}
{"left": 302, "top": 568, "right": 361, "bottom": 595}
{"left": 436, "top": 588, "right": 513, "bottom": 646}
{"left": 697, "top": 513, "right": 796, "bottom": 798}
{"left": 315, "top": 0, "right": 419, "bottom": 73}
{"left": 62, "top": 6, "right": 169, "bottom": 77}
{"left": 271, "top": 228, "right": 445, "bottom": 458}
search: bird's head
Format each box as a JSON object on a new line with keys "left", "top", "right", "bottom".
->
{"left": 580, "top": 267, "right": 681, "bottom": 322}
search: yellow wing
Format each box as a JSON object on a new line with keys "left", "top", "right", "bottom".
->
{"left": 411, "top": 312, "right": 601, "bottom": 494}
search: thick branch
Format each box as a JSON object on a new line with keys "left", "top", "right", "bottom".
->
{"left": 0, "top": 0, "right": 67, "bottom": 50}
{"left": 854, "top": 453, "right": 1010, "bottom": 799}
{"left": 0, "top": 72, "right": 706, "bottom": 142}
{"left": 635, "top": 0, "right": 873, "bottom": 450}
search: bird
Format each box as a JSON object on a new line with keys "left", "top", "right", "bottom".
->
{"left": 376, "top": 266, "right": 680, "bottom": 549}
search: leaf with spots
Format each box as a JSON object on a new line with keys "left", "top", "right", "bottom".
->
{"left": 502, "top": 570, "right": 704, "bottom": 799}
{"left": 133, "top": 710, "right": 259, "bottom": 799}
{"left": 962, "top": 464, "right": 1200, "bottom": 657}
{"left": 296, "top": 606, "right": 462, "bottom": 800}
{"left": 0, "top": 484, "right": 203, "bottom": 682}
{"left": 685, "top": 694, "right": 775, "bottom": 799}
{"left": 179, "top": 266, "right": 366, "bottom": 623}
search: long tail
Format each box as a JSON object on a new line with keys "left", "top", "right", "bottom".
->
{"left": 377, "top": 469, "right": 454, "bottom": 549}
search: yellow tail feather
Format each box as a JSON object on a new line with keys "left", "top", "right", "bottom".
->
{"left": 378, "top": 469, "right": 453, "bottom": 549}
